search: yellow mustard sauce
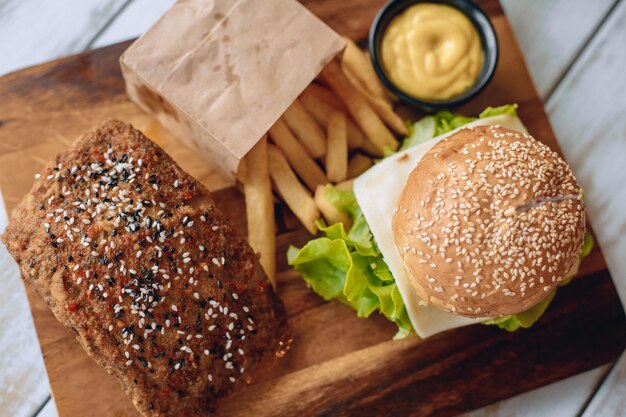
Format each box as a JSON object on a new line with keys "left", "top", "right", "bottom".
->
{"left": 381, "top": 3, "right": 483, "bottom": 100}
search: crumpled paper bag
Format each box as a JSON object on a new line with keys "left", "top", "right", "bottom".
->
{"left": 121, "top": 0, "right": 345, "bottom": 181}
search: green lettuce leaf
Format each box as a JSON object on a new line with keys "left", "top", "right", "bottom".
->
{"left": 288, "top": 185, "right": 412, "bottom": 338}
{"left": 478, "top": 103, "right": 518, "bottom": 119}
{"left": 399, "top": 116, "right": 436, "bottom": 151}
{"left": 432, "top": 111, "right": 477, "bottom": 136}
{"left": 482, "top": 291, "right": 556, "bottom": 331}
{"left": 482, "top": 231, "right": 594, "bottom": 331}
{"left": 399, "top": 104, "right": 518, "bottom": 151}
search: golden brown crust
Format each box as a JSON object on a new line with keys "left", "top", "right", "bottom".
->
{"left": 392, "top": 125, "right": 585, "bottom": 317}
{"left": 2, "top": 120, "right": 286, "bottom": 416}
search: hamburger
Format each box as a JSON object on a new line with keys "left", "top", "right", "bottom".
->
{"left": 289, "top": 105, "right": 593, "bottom": 338}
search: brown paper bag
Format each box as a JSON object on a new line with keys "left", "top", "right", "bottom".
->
{"left": 121, "top": 0, "right": 345, "bottom": 182}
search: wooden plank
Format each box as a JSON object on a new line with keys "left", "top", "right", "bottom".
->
{"left": 0, "top": 0, "right": 128, "bottom": 76}
{"left": 0, "top": 1, "right": 623, "bottom": 416}
{"left": 499, "top": 0, "right": 616, "bottom": 100}
{"left": 546, "top": 1, "right": 626, "bottom": 309}
{"left": 582, "top": 350, "right": 626, "bottom": 417}
{"left": 37, "top": 400, "right": 58, "bottom": 417}
{"left": 463, "top": 365, "right": 611, "bottom": 417}
{"left": 91, "top": 0, "right": 176, "bottom": 49}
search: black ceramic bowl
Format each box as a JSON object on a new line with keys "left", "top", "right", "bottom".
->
{"left": 369, "top": 0, "right": 498, "bottom": 110}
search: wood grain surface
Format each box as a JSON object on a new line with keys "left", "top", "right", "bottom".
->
{"left": 582, "top": 351, "right": 626, "bottom": 417}
{"left": 500, "top": 0, "right": 617, "bottom": 100}
{"left": 0, "top": 1, "right": 624, "bottom": 416}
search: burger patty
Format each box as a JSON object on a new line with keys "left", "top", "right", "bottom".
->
{"left": 2, "top": 120, "right": 287, "bottom": 416}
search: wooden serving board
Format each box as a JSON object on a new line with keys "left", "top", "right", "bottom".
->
{"left": 0, "top": 1, "right": 624, "bottom": 416}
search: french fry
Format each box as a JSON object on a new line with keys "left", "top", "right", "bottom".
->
{"left": 267, "top": 144, "right": 320, "bottom": 234}
{"left": 320, "top": 60, "right": 398, "bottom": 155}
{"left": 363, "top": 49, "right": 398, "bottom": 103}
{"left": 243, "top": 136, "right": 276, "bottom": 287}
{"left": 348, "top": 153, "right": 374, "bottom": 178}
{"left": 335, "top": 179, "right": 354, "bottom": 191}
{"left": 341, "top": 37, "right": 388, "bottom": 101}
{"left": 343, "top": 68, "right": 408, "bottom": 135}
{"left": 237, "top": 153, "right": 248, "bottom": 183}
{"left": 300, "top": 86, "right": 365, "bottom": 149}
{"left": 282, "top": 100, "right": 326, "bottom": 158}
{"left": 305, "top": 84, "right": 347, "bottom": 112}
{"left": 315, "top": 185, "right": 352, "bottom": 227}
{"left": 360, "top": 137, "right": 383, "bottom": 157}
{"left": 326, "top": 111, "right": 348, "bottom": 183}
{"left": 268, "top": 119, "right": 328, "bottom": 191}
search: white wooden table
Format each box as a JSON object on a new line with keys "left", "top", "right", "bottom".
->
{"left": 1, "top": 1, "right": 625, "bottom": 416}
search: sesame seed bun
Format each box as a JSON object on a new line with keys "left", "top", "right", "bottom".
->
{"left": 392, "top": 125, "right": 585, "bottom": 318}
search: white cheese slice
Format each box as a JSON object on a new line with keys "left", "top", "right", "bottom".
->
{"left": 354, "top": 115, "right": 528, "bottom": 338}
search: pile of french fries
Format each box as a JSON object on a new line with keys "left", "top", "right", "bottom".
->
{"left": 242, "top": 38, "right": 407, "bottom": 287}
